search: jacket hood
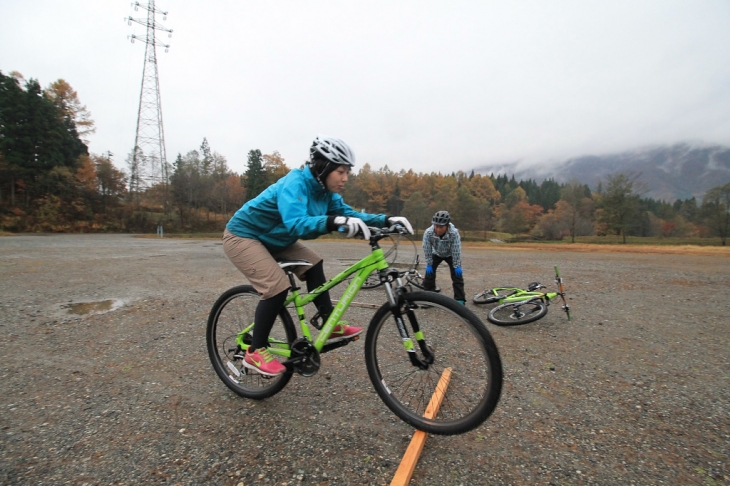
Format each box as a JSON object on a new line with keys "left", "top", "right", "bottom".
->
{"left": 304, "top": 165, "right": 329, "bottom": 196}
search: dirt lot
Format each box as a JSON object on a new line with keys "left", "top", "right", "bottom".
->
{"left": 0, "top": 234, "right": 728, "bottom": 485}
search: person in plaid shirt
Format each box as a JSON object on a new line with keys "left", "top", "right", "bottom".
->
{"left": 422, "top": 210, "right": 466, "bottom": 305}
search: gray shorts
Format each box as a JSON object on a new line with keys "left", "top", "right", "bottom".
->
{"left": 222, "top": 229, "right": 323, "bottom": 299}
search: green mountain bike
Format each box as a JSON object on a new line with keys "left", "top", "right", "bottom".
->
{"left": 474, "top": 266, "right": 571, "bottom": 326}
{"left": 206, "top": 226, "right": 502, "bottom": 436}
{"left": 472, "top": 281, "right": 546, "bottom": 305}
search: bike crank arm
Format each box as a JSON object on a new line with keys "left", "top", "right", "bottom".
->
{"left": 320, "top": 336, "right": 360, "bottom": 354}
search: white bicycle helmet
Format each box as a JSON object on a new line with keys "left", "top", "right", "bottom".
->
{"left": 308, "top": 135, "right": 356, "bottom": 189}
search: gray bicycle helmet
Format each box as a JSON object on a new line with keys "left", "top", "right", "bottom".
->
{"left": 308, "top": 135, "right": 356, "bottom": 190}
{"left": 432, "top": 210, "right": 450, "bottom": 226}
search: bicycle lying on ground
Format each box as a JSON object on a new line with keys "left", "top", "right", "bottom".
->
{"left": 206, "top": 225, "right": 502, "bottom": 436}
{"left": 472, "top": 266, "right": 571, "bottom": 326}
{"left": 473, "top": 281, "right": 546, "bottom": 305}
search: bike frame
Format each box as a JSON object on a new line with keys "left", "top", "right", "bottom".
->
{"left": 235, "top": 246, "right": 391, "bottom": 356}
{"left": 500, "top": 290, "right": 558, "bottom": 305}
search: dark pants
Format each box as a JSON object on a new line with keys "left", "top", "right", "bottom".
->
{"left": 423, "top": 254, "right": 465, "bottom": 301}
{"left": 250, "top": 260, "right": 332, "bottom": 350}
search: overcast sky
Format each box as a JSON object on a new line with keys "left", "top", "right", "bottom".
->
{"left": 2, "top": 1, "right": 729, "bottom": 175}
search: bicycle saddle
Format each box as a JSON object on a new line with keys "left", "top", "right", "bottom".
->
{"left": 276, "top": 259, "right": 313, "bottom": 270}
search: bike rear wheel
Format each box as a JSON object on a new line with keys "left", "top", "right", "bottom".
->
{"left": 206, "top": 285, "right": 297, "bottom": 399}
{"left": 364, "top": 291, "right": 502, "bottom": 435}
{"left": 362, "top": 272, "right": 388, "bottom": 290}
{"left": 487, "top": 299, "right": 548, "bottom": 326}
{"left": 405, "top": 272, "right": 440, "bottom": 292}
{"left": 472, "top": 288, "right": 517, "bottom": 305}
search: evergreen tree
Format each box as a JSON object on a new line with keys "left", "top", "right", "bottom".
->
{"left": 597, "top": 173, "right": 642, "bottom": 243}
{"left": 0, "top": 72, "right": 87, "bottom": 207}
{"left": 0, "top": 72, "right": 26, "bottom": 205}
{"left": 674, "top": 197, "right": 699, "bottom": 223}
{"left": 537, "top": 178, "right": 562, "bottom": 211}
{"left": 701, "top": 183, "right": 730, "bottom": 245}
{"left": 244, "top": 149, "right": 267, "bottom": 202}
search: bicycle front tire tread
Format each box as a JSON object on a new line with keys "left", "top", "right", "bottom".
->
{"left": 364, "top": 291, "right": 502, "bottom": 435}
{"left": 487, "top": 300, "right": 548, "bottom": 326}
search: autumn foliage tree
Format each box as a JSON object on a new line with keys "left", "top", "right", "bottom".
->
{"left": 0, "top": 72, "right": 126, "bottom": 231}
{"left": 565, "top": 181, "right": 594, "bottom": 238}
{"left": 5, "top": 69, "right": 721, "bottom": 240}
{"left": 262, "top": 151, "right": 290, "bottom": 184}
{"left": 0, "top": 72, "right": 88, "bottom": 210}
{"left": 44, "top": 79, "right": 96, "bottom": 144}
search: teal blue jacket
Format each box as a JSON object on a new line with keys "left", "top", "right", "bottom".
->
{"left": 226, "top": 166, "right": 387, "bottom": 252}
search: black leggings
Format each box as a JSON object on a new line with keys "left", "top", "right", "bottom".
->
{"left": 249, "top": 261, "right": 333, "bottom": 350}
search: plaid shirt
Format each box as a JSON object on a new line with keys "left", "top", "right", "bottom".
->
{"left": 422, "top": 223, "right": 462, "bottom": 268}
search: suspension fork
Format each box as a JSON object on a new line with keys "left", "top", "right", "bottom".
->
{"left": 384, "top": 283, "right": 434, "bottom": 369}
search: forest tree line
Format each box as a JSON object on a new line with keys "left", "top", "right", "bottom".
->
{"left": 2, "top": 71, "right": 729, "bottom": 244}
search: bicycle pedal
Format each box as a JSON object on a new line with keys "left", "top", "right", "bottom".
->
{"left": 339, "top": 334, "right": 360, "bottom": 344}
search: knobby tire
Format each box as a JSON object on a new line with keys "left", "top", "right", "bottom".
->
{"left": 364, "top": 291, "right": 502, "bottom": 435}
{"left": 487, "top": 300, "right": 548, "bottom": 326}
{"left": 206, "top": 285, "right": 297, "bottom": 399}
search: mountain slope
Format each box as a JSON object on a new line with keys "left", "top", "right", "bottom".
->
{"left": 473, "top": 143, "right": 730, "bottom": 202}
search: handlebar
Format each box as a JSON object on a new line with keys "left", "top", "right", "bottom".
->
{"left": 367, "top": 224, "right": 411, "bottom": 244}
{"left": 336, "top": 224, "right": 410, "bottom": 241}
{"left": 371, "top": 224, "right": 410, "bottom": 236}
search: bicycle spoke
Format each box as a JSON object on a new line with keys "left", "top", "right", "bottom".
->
{"left": 488, "top": 299, "right": 548, "bottom": 326}
{"left": 366, "top": 292, "right": 502, "bottom": 435}
{"left": 207, "top": 286, "right": 297, "bottom": 399}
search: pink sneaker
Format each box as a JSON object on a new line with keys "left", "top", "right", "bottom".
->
{"left": 243, "top": 347, "right": 286, "bottom": 376}
{"left": 326, "top": 321, "right": 364, "bottom": 344}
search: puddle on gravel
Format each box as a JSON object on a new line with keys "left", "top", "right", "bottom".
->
{"left": 62, "top": 299, "right": 124, "bottom": 316}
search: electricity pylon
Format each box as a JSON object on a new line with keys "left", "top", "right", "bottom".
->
{"left": 126, "top": 1, "right": 172, "bottom": 195}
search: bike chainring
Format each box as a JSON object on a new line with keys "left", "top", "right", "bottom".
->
{"left": 290, "top": 338, "right": 320, "bottom": 377}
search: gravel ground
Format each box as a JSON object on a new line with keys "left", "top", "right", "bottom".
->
{"left": 0, "top": 234, "right": 728, "bottom": 486}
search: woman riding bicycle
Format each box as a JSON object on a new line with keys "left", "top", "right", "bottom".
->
{"left": 222, "top": 135, "right": 413, "bottom": 376}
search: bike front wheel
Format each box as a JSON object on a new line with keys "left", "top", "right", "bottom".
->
{"left": 206, "top": 285, "right": 297, "bottom": 399}
{"left": 487, "top": 299, "right": 548, "bottom": 326}
{"left": 364, "top": 291, "right": 502, "bottom": 435}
